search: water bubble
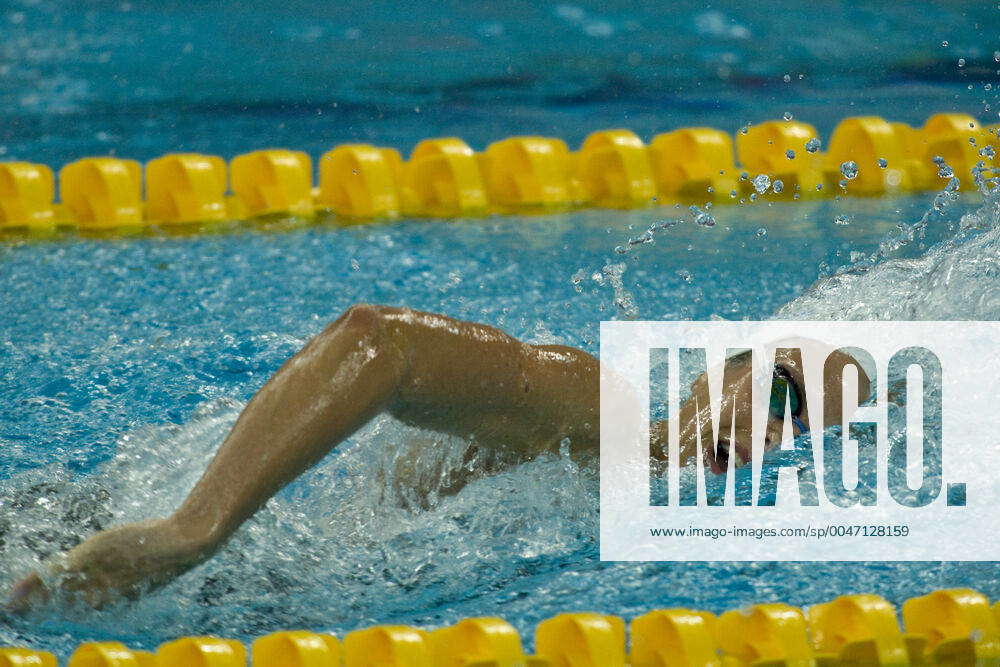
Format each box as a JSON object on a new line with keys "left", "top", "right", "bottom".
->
{"left": 958, "top": 58, "right": 966, "bottom": 67}
{"left": 749, "top": 192, "right": 757, "bottom": 201}
{"left": 350, "top": 258, "right": 360, "bottom": 271}
{"left": 783, "top": 74, "right": 791, "bottom": 83}
{"left": 739, "top": 124, "right": 750, "bottom": 135}
{"left": 995, "top": 51, "right": 1000, "bottom": 62}
{"left": 729, "top": 190, "right": 738, "bottom": 198}
{"left": 941, "top": 40, "right": 949, "bottom": 47}
{"left": 676, "top": 269, "right": 693, "bottom": 282}
{"left": 979, "top": 145, "right": 996, "bottom": 158}
{"left": 937, "top": 163, "right": 954, "bottom": 178}
{"left": 805, "top": 137, "right": 821, "bottom": 153}
{"left": 783, "top": 111, "right": 793, "bottom": 121}
{"left": 987, "top": 84, "right": 993, "bottom": 91}
{"left": 689, "top": 205, "right": 716, "bottom": 227}
{"left": 840, "top": 161, "right": 859, "bottom": 179}
{"left": 707, "top": 185, "right": 714, "bottom": 193}
{"left": 752, "top": 174, "right": 771, "bottom": 193}
{"left": 815, "top": 183, "right": 823, "bottom": 191}
{"left": 834, "top": 214, "right": 851, "bottom": 226}
{"left": 772, "top": 179, "right": 784, "bottom": 193}
{"left": 785, "top": 149, "right": 795, "bottom": 160}
{"left": 756, "top": 227, "right": 767, "bottom": 237}
{"left": 877, "top": 157, "right": 888, "bottom": 169}
{"left": 740, "top": 171, "right": 749, "bottom": 181}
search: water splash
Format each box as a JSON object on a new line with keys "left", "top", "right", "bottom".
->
{"left": 592, "top": 263, "right": 639, "bottom": 320}
{"left": 1, "top": 398, "right": 597, "bottom": 649}
{"left": 777, "top": 174, "right": 1000, "bottom": 321}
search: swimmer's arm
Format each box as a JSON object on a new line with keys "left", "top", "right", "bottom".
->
{"left": 170, "top": 305, "right": 597, "bottom": 551}
{"left": 8, "top": 305, "right": 597, "bottom": 609}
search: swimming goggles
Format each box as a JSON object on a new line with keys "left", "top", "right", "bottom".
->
{"left": 769, "top": 366, "right": 809, "bottom": 434}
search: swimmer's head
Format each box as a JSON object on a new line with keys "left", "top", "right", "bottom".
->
{"left": 676, "top": 344, "right": 871, "bottom": 474}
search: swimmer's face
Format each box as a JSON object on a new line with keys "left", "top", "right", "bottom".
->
{"left": 677, "top": 349, "right": 870, "bottom": 474}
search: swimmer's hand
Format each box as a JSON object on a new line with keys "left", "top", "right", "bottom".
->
{"left": 7, "top": 518, "right": 212, "bottom": 611}
{"left": 5, "top": 571, "right": 48, "bottom": 614}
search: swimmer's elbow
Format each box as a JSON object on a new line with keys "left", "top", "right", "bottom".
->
{"left": 329, "top": 303, "right": 388, "bottom": 336}
{"left": 342, "top": 302, "right": 381, "bottom": 325}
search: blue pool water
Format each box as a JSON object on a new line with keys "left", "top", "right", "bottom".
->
{"left": 2, "top": 0, "right": 1000, "bottom": 657}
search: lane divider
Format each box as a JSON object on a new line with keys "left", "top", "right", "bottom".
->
{"left": 5, "top": 587, "right": 1000, "bottom": 665}
{"left": 0, "top": 113, "right": 997, "bottom": 232}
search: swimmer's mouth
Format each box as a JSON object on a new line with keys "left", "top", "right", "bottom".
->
{"left": 705, "top": 438, "right": 751, "bottom": 474}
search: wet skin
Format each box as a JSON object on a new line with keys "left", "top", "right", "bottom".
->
{"left": 6, "top": 306, "right": 868, "bottom": 610}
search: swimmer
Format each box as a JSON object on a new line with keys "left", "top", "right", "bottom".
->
{"left": 6, "top": 305, "right": 867, "bottom": 611}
